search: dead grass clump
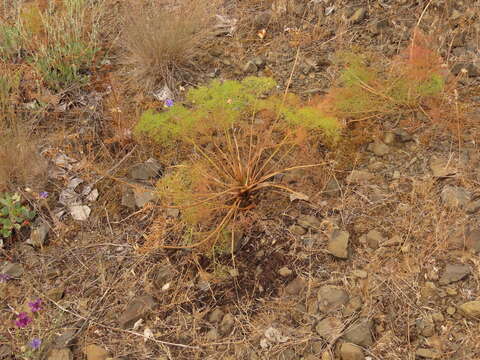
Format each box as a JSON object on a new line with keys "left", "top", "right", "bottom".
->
{"left": 0, "top": 127, "right": 47, "bottom": 192}
{"left": 121, "top": 0, "right": 219, "bottom": 91}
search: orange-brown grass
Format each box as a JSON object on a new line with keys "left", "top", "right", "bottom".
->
{"left": 121, "top": 0, "right": 220, "bottom": 91}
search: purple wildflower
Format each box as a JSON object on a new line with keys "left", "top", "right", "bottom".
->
{"left": 28, "top": 298, "right": 43, "bottom": 312}
{"left": 0, "top": 273, "right": 11, "bottom": 282}
{"left": 29, "top": 338, "right": 42, "bottom": 350}
{"left": 164, "top": 99, "right": 174, "bottom": 107}
{"left": 15, "top": 312, "right": 32, "bottom": 328}
{"left": 39, "top": 191, "right": 49, "bottom": 199}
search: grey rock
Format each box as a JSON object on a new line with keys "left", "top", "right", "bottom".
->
{"left": 368, "top": 142, "right": 390, "bottom": 156}
{"left": 342, "top": 319, "right": 373, "bottom": 347}
{"left": 253, "top": 10, "right": 272, "bottom": 28}
{"left": 278, "top": 267, "right": 293, "bottom": 277}
{"left": 54, "top": 328, "right": 78, "bottom": 347}
{"left": 47, "top": 285, "right": 65, "bottom": 301}
{"left": 327, "top": 230, "right": 350, "bottom": 259}
{"left": 285, "top": 276, "right": 305, "bottom": 295}
{"left": 365, "top": 229, "right": 383, "bottom": 249}
{"left": 206, "top": 327, "right": 219, "bottom": 341}
{"left": 346, "top": 170, "right": 374, "bottom": 185}
{"left": 383, "top": 132, "right": 396, "bottom": 144}
{"left": 243, "top": 61, "right": 258, "bottom": 73}
{"left": 393, "top": 128, "right": 413, "bottom": 142}
{"left": 465, "top": 229, "right": 480, "bottom": 252}
{"left": 416, "top": 317, "right": 435, "bottom": 337}
{"left": 121, "top": 185, "right": 136, "bottom": 209}
{"left": 429, "top": 157, "right": 456, "bottom": 177}
{"left": 298, "top": 215, "right": 321, "bottom": 229}
{"left": 290, "top": 224, "right": 306, "bottom": 236}
{"left": 252, "top": 56, "right": 266, "bottom": 69}
{"left": 133, "top": 187, "right": 157, "bottom": 208}
{"left": 349, "top": 7, "right": 366, "bottom": 23}
{"left": 47, "top": 348, "right": 73, "bottom": 360}
{"left": 343, "top": 296, "right": 363, "bottom": 317}
{"left": 439, "top": 264, "right": 470, "bottom": 285}
{"left": 118, "top": 295, "right": 156, "bottom": 329}
{"left": 165, "top": 208, "right": 180, "bottom": 218}
{"left": 324, "top": 178, "right": 341, "bottom": 196}
{"left": 458, "top": 301, "right": 480, "bottom": 318}
{"left": 129, "top": 158, "right": 162, "bottom": 180}
{"left": 451, "top": 62, "right": 480, "bottom": 77}
{"left": 466, "top": 200, "right": 480, "bottom": 214}
{"left": 415, "top": 348, "right": 441, "bottom": 359}
{"left": 315, "top": 317, "right": 343, "bottom": 340}
{"left": 1, "top": 262, "right": 24, "bottom": 278}
{"left": 219, "top": 313, "right": 235, "bottom": 335}
{"left": 340, "top": 342, "right": 365, "bottom": 360}
{"left": 28, "top": 220, "right": 49, "bottom": 247}
{"left": 317, "top": 285, "right": 349, "bottom": 312}
{"left": 85, "top": 344, "right": 109, "bottom": 360}
{"left": 208, "top": 308, "right": 225, "bottom": 323}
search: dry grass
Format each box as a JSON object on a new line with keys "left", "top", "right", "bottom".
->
{"left": 121, "top": 0, "right": 220, "bottom": 91}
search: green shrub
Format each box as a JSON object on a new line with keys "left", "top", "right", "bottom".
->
{"left": 326, "top": 46, "right": 446, "bottom": 120}
{"left": 136, "top": 77, "right": 340, "bottom": 250}
{"left": 0, "top": 193, "right": 35, "bottom": 238}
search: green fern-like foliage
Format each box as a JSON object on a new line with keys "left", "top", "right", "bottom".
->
{"left": 136, "top": 77, "right": 278, "bottom": 146}
{"left": 328, "top": 49, "right": 446, "bottom": 119}
{"left": 135, "top": 77, "right": 340, "bottom": 146}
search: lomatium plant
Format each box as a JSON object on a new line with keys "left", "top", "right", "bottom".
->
{"left": 136, "top": 77, "right": 341, "bottom": 250}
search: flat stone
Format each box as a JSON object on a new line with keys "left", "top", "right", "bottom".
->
{"left": 415, "top": 348, "right": 441, "bottom": 359}
{"left": 352, "top": 270, "right": 367, "bottom": 279}
{"left": 429, "top": 157, "right": 456, "bottom": 177}
{"left": 458, "top": 301, "right": 480, "bottom": 318}
{"left": 208, "top": 308, "right": 225, "bottom": 323}
{"left": 47, "top": 348, "right": 73, "bottom": 360}
{"left": 438, "top": 264, "right": 470, "bottom": 285}
{"left": 349, "top": 7, "right": 366, "bottom": 23}
{"left": 365, "top": 229, "right": 383, "bottom": 249}
{"left": 118, "top": 295, "right": 156, "bottom": 329}
{"left": 466, "top": 200, "right": 480, "bottom": 213}
{"left": 416, "top": 317, "right": 435, "bottom": 337}
{"left": 368, "top": 142, "right": 390, "bottom": 156}
{"left": 85, "top": 344, "right": 109, "bottom": 360}
{"left": 206, "top": 328, "right": 219, "bottom": 341}
{"left": 285, "top": 277, "right": 305, "bottom": 295}
{"left": 340, "top": 342, "right": 365, "bottom": 360}
{"left": 219, "top": 313, "right": 235, "bottom": 335}
{"left": 28, "top": 221, "right": 49, "bottom": 247}
{"left": 1, "top": 262, "right": 24, "bottom": 278}
{"left": 298, "top": 215, "right": 321, "bottom": 229}
{"left": 342, "top": 319, "right": 373, "bottom": 347}
{"left": 441, "top": 186, "right": 471, "bottom": 208}
{"left": 466, "top": 229, "right": 480, "bottom": 252}
{"left": 278, "top": 267, "right": 293, "bottom": 277}
{"left": 290, "top": 224, "right": 306, "bottom": 236}
{"left": 316, "top": 317, "right": 343, "bottom": 340}
{"left": 317, "top": 285, "right": 349, "bottom": 312}
{"left": 133, "top": 187, "right": 157, "bottom": 208}
{"left": 129, "top": 159, "right": 162, "bottom": 180}
{"left": 327, "top": 230, "right": 350, "bottom": 259}
{"left": 343, "top": 296, "right": 363, "bottom": 317}
{"left": 346, "top": 170, "right": 374, "bottom": 185}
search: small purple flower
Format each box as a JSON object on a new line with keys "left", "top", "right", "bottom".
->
{"left": 39, "top": 191, "right": 49, "bottom": 199}
{"left": 0, "top": 273, "right": 11, "bottom": 282}
{"left": 164, "top": 99, "right": 174, "bottom": 107}
{"left": 15, "top": 312, "right": 32, "bottom": 328}
{"left": 29, "top": 338, "right": 42, "bottom": 350}
{"left": 28, "top": 298, "right": 43, "bottom": 312}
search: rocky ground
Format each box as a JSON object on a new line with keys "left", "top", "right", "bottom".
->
{"left": 1, "top": 0, "right": 480, "bottom": 359}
